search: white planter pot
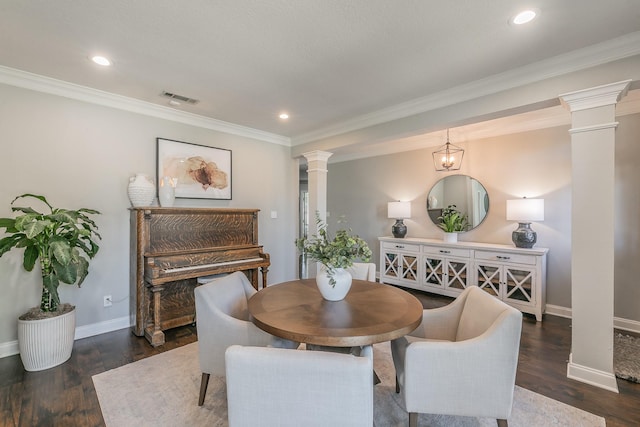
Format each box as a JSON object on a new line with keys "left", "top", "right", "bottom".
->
{"left": 443, "top": 232, "right": 458, "bottom": 243}
{"left": 315, "top": 267, "right": 353, "bottom": 301}
{"left": 17, "top": 306, "right": 76, "bottom": 371}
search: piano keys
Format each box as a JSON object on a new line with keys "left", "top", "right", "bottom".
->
{"left": 130, "top": 207, "right": 270, "bottom": 346}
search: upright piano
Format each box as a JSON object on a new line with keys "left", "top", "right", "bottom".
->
{"left": 129, "top": 207, "right": 270, "bottom": 346}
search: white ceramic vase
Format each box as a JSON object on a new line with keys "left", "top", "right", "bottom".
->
{"left": 315, "top": 266, "right": 353, "bottom": 301}
{"left": 127, "top": 173, "right": 155, "bottom": 207}
{"left": 443, "top": 232, "right": 458, "bottom": 243}
{"left": 158, "top": 176, "right": 177, "bottom": 207}
{"left": 17, "top": 306, "right": 76, "bottom": 372}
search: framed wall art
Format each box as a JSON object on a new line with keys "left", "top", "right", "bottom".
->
{"left": 156, "top": 138, "right": 232, "bottom": 200}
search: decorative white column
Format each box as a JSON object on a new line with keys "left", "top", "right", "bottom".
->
{"left": 302, "top": 150, "right": 333, "bottom": 277}
{"left": 560, "top": 80, "right": 630, "bottom": 393}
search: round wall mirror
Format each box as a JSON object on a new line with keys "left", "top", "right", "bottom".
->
{"left": 426, "top": 175, "right": 489, "bottom": 231}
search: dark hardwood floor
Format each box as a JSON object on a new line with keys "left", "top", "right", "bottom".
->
{"left": 1, "top": 289, "right": 639, "bottom": 426}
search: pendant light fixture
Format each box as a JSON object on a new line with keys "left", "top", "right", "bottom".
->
{"left": 432, "top": 129, "right": 464, "bottom": 171}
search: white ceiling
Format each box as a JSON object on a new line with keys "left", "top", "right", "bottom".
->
{"left": 1, "top": 1, "right": 640, "bottom": 147}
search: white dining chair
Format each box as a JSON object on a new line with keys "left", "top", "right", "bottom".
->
{"left": 194, "top": 271, "right": 297, "bottom": 406}
{"left": 391, "top": 286, "right": 522, "bottom": 427}
{"left": 225, "top": 345, "right": 373, "bottom": 426}
{"left": 346, "top": 262, "right": 376, "bottom": 282}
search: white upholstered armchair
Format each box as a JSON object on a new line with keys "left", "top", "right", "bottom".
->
{"left": 346, "top": 262, "right": 376, "bottom": 282}
{"left": 194, "top": 271, "right": 297, "bottom": 406}
{"left": 225, "top": 345, "right": 373, "bottom": 427}
{"left": 391, "top": 286, "right": 523, "bottom": 427}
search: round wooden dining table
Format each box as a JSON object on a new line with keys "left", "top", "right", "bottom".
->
{"left": 248, "top": 278, "right": 423, "bottom": 347}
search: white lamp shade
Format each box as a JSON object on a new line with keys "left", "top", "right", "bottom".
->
{"left": 506, "top": 198, "right": 544, "bottom": 222}
{"left": 388, "top": 201, "right": 411, "bottom": 219}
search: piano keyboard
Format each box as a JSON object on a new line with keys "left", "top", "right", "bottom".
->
{"left": 162, "top": 257, "right": 265, "bottom": 274}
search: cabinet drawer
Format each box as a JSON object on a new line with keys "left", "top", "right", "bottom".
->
{"left": 382, "top": 242, "right": 421, "bottom": 253}
{"left": 475, "top": 250, "right": 536, "bottom": 265}
{"left": 422, "top": 246, "right": 470, "bottom": 258}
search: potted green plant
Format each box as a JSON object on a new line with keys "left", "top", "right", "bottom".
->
{"left": 0, "top": 194, "right": 101, "bottom": 371}
{"left": 437, "top": 204, "right": 469, "bottom": 243}
{"left": 296, "top": 215, "right": 372, "bottom": 301}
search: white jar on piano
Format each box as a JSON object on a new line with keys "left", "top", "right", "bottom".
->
{"left": 127, "top": 173, "right": 155, "bottom": 207}
{"left": 158, "top": 176, "right": 177, "bottom": 207}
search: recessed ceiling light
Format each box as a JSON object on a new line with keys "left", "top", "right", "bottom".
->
{"left": 279, "top": 113, "right": 289, "bottom": 120}
{"left": 512, "top": 9, "right": 537, "bottom": 25}
{"left": 91, "top": 55, "right": 111, "bottom": 66}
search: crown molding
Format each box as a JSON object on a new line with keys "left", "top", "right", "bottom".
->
{"left": 329, "top": 89, "right": 640, "bottom": 164}
{"left": 560, "top": 80, "right": 631, "bottom": 112}
{"left": 292, "top": 31, "right": 640, "bottom": 146}
{"left": 0, "top": 65, "right": 291, "bottom": 146}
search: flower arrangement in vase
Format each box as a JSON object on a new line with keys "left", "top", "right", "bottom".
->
{"left": 296, "top": 214, "right": 372, "bottom": 294}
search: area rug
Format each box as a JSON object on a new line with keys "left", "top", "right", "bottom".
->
{"left": 615, "top": 333, "right": 640, "bottom": 383}
{"left": 93, "top": 342, "right": 605, "bottom": 427}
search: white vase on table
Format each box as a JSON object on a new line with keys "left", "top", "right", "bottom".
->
{"left": 315, "top": 266, "right": 353, "bottom": 301}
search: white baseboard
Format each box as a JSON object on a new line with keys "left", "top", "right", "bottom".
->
{"left": 545, "top": 305, "right": 640, "bottom": 334}
{"left": 567, "top": 353, "right": 619, "bottom": 393}
{"left": 0, "top": 315, "right": 132, "bottom": 359}
{"left": 613, "top": 316, "right": 640, "bottom": 334}
{"left": 545, "top": 304, "right": 573, "bottom": 319}
{"left": 74, "top": 315, "right": 131, "bottom": 340}
{"left": 0, "top": 340, "right": 19, "bottom": 359}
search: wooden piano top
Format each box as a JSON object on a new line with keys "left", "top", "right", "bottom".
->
{"left": 130, "top": 207, "right": 261, "bottom": 253}
{"left": 129, "top": 207, "right": 260, "bottom": 214}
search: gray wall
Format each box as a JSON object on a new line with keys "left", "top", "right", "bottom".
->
{"left": 327, "top": 114, "right": 640, "bottom": 321}
{"left": 0, "top": 83, "right": 299, "bottom": 346}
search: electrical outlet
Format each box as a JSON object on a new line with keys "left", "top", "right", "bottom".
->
{"left": 103, "top": 295, "right": 112, "bottom": 307}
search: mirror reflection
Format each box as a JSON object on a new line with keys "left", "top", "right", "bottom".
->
{"left": 426, "top": 175, "right": 489, "bottom": 232}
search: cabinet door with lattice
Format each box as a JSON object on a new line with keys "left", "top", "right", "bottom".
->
{"left": 380, "top": 241, "right": 421, "bottom": 287}
{"left": 444, "top": 258, "right": 470, "bottom": 292}
{"left": 399, "top": 253, "right": 419, "bottom": 283}
{"left": 475, "top": 262, "right": 502, "bottom": 298}
{"left": 382, "top": 251, "right": 400, "bottom": 280}
{"left": 423, "top": 255, "right": 445, "bottom": 290}
{"left": 503, "top": 266, "right": 536, "bottom": 307}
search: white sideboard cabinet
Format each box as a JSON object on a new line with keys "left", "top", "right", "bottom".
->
{"left": 379, "top": 237, "right": 548, "bottom": 321}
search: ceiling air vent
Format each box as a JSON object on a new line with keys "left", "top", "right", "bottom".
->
{"left": 161, "top": 91, "right": 200, "bottom": 105}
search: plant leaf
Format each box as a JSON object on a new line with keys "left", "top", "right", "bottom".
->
{"left": 49, "top": 210, "right": 79, "bottom": 225}
{"left": 12, "top": 194, "right": 53, "bottom": 211}
{"left": 0, "top": 218, "right": 16, "bottom": 231}
{"left": 50, "top": 237, "right": 72, "bottom": 265}
{"left": 0, "top": 234, "right": 24, "bottom": 257}
{"left": 23, "top": 245, "right": 38, "bottom": 271}
{"left": 23, "top": 219, "right": 51, "bottom": 239}
{"left": 73, "top": 255, "right": 90, "bottom": 287}
{"left": 52, "top": 258, "right": 77, "bottom": 284}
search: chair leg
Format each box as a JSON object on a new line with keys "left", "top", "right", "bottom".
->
{"left": 497, "top": 419, "right": 508, "bottom": 427}
{"left": 395, "top": 375, "right": 400, "bottom": 393}
{"left": 409, "top": 412, "right": 418, "bottom": 427}
{"left": 198, "top": 373, "right": 210, "bottom": 406}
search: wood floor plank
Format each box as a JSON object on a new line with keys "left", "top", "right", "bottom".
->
{"left": 0, "top": 288, "right": 638, "bottom": 426}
